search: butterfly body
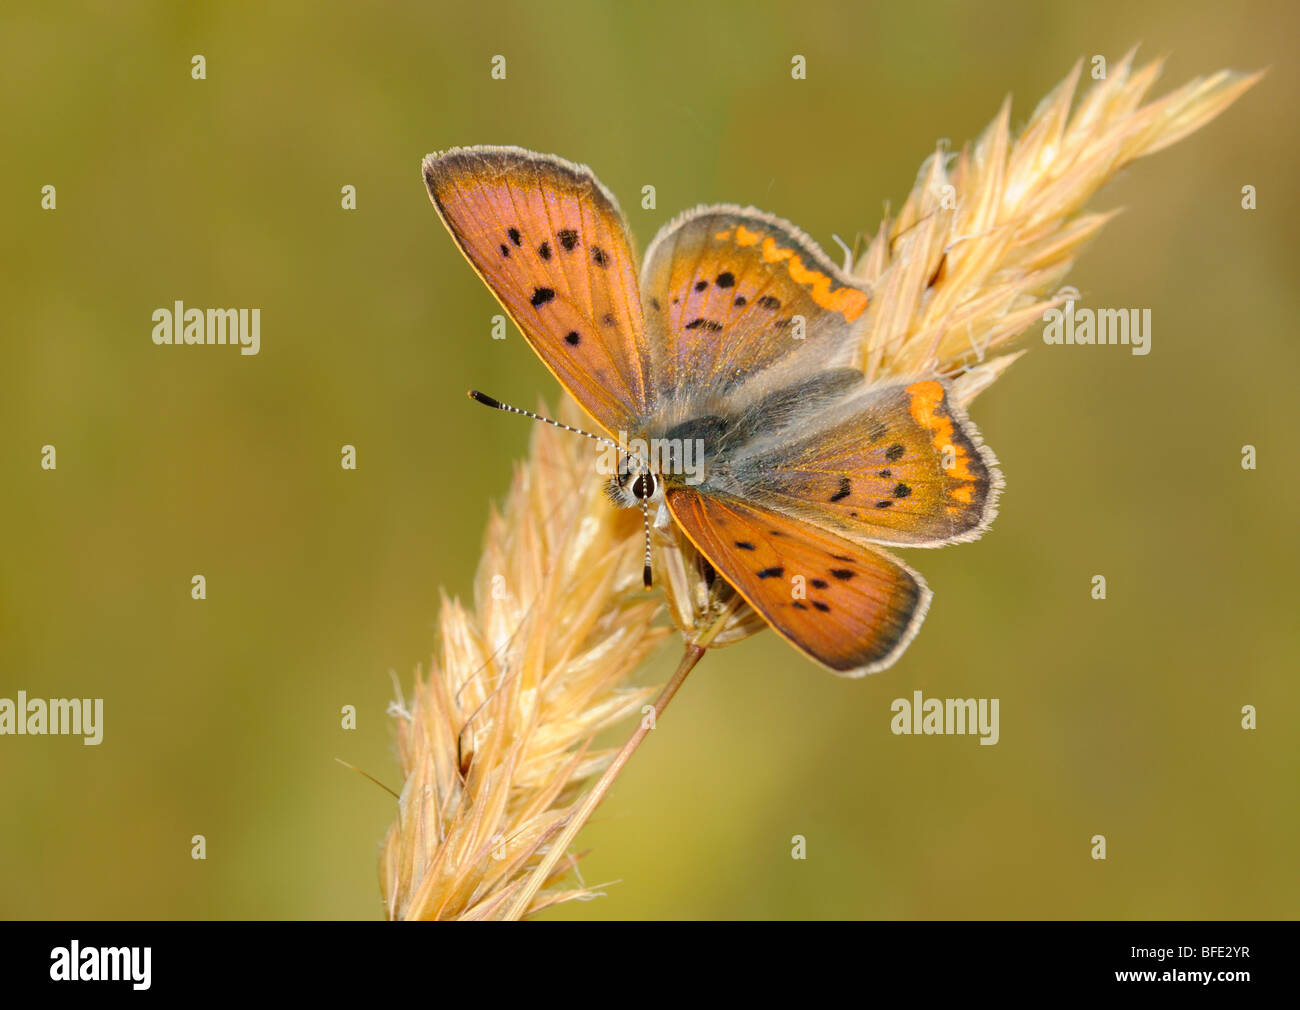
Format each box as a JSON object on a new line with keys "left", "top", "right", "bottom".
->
{"left": 425, "top": 146, "right": 1001, "bottom": 676}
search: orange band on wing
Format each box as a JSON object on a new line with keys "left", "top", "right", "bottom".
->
{"left": 712, "top": 227, "right": 868, "bottom": 322}
{"left": 906, "top": 380, "right": 980, "bottom": 513}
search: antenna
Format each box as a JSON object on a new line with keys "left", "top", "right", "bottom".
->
{"left": 467, "top": 390, "right": 627, "bottom": 451}
{"left": 641, "top": 498, "right": 653, "bottom": 588}
{"left": 468, "top": 390, "right": 657, "bottom": 588}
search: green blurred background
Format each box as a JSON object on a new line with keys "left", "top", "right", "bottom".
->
{"left": 2, "top": 0, "right": 1295, "bottom": 920}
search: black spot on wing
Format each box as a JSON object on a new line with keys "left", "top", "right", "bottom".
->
{"left": 694, "top": 280, "right": 708, "bottom": 292}
{"left": 886, "top": 443, "right": 906, "bottom": 462}
{"left": 557, "top": 229, "right": 579, "bottom": 251}
{"left": 716, "top": 271, "right": 735, "bottom": 288}
{"left": 499, "top": 244, "right": 510, "bottom": 257}
{"left": 565, "top": 331, "right": 581, "bottom": 346}
{"left": 830, "top": 569, "right": 854, "bottom": 580}
{"left": 507, "top": 227, "right": 522, "bottom": 246}
{"left": 811, "top": 579, "right": 829, "bottom": 589}
{"left": 893, "top": 482, "right": 912, "bottom": 498}
{"left": 757, "top": 566, "right": 784, "bottom": 579}
{"left": 829, "top": 477, "right": 852, "bottom": 503}
{"left": 812, "top": 601, "right": 831, "bottom": 613}
{"left": 592, "top": 246, "right": 608, "bottom": 266}
{"left": 757, "top": 295, "right": 781, "bottom": 310}
{"left": 734, "top": 540, "right": 756, "bottom": 550}
{"left": 734, "top": 295, "right": 747, "bottom": 307}
{"left": 685, "top": 318, "right": 723, "bottom": 332}
{"left": 530, "top": 287, "right": 555, "bottom": 307}
{"left": 538, "top": 241, "right": 551, "bottom": 260}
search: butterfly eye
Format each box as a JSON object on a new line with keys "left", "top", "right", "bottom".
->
{"left": 631, "top": 473, "right": 657, "bottom": 500}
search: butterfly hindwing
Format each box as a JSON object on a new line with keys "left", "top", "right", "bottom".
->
{"left": 423, "top": 146, "right": 651, "bottom": 434}
{"left": 720, "top": 378, "right": 1001, "bottom": 548}
{"left": 665, "top": 487, "right": 931, "bottom": 676}
{"left": 640, "top": 206, "right": 870, "bottom": 410}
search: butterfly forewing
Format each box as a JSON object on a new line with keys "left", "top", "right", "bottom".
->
{"left": 640, "top": 207, "right": 870, "bottom": 407}
{"left": 665, "top": 488, "right": 931, "bottom": 675}
{"left": 423, "top": 146, "right": 651, "bottom": 434}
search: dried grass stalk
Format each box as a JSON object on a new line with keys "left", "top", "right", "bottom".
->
{"left": 382, "top": 51, "right": 1259, "bottom": 919}
{"left": 380, "top": 403, "right": 669, "bottom": 919}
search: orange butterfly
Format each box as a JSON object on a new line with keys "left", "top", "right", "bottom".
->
{"left": 423, "top": 146, "right": 1001, "bottom": 676}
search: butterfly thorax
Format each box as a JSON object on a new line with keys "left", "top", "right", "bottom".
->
{"left": 603, "top": 366, "right": 873, "bottom": 509}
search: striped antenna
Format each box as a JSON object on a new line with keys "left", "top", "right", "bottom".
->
{"left": 468, "top": 389, "right": 657, "bottom": 586}
{"left": 641, "top": 498, "right": 653, "bottom": 587}
{"left": 467, "top": 390, "right": 624, "bottom": 451}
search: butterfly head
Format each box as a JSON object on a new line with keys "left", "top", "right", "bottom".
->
{"left": 604, "top": 455, "right": 664, "bottom": 511}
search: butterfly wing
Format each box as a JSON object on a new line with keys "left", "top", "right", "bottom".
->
{"left": 718, "top": 378, "right": 1002, "bottom": 548}
{"left": 665, "top": 488, "right": 930, "bottom": 676}
{"left": 639, "top": 205, "right": 870, "bottom": 413}
{"left": 423, "top": 145, "right": 651, "bottom": 434}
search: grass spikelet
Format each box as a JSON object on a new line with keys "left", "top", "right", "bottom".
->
{"left": 380, "top": 401, "right": 668, "bottom": 919}
{"left": 854, "top": 49, "right": 1262, "bottom": 400}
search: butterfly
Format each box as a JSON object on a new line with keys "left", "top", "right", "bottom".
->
{"left": 422, "top": 145, "right": 1001, "bottom": 676}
